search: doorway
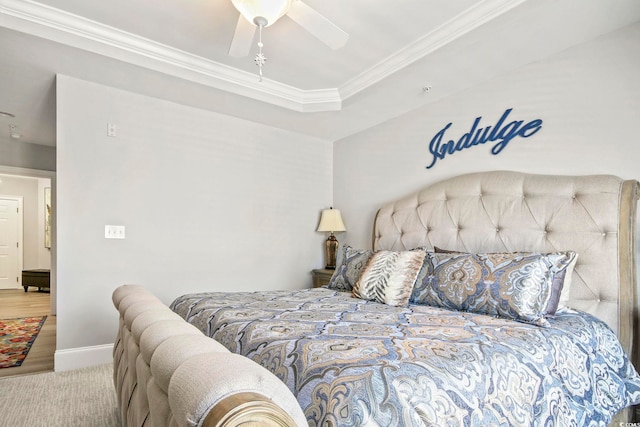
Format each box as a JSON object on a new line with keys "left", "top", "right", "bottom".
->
{"left": 0, "top": 170, "right": 55, "bottom": 377}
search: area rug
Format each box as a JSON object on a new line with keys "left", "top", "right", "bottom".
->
{"left": 0, "top": 316, "right": 47, "bottom": 369}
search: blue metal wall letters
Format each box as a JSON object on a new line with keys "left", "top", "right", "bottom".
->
{"left": 426, "top": 108, "right": 543, "bottom": 169}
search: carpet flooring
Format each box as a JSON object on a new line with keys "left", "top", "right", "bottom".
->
{"left": 0, "top": 363, "right": 120, "bottom": 426}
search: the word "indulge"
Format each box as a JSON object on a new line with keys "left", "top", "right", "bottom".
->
{"left": 426, "top": 108, "right": 543, "bottom": 169}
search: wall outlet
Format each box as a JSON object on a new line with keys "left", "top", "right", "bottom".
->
{"left": 107, "top": 123, "right": 117, "bottom": 137}
{"left": 105, "top": 225, "right": 125, "bottom": 239}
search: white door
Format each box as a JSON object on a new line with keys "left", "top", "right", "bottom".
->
{"left": 0, "top": 198, "right": 21, "bottom": 289}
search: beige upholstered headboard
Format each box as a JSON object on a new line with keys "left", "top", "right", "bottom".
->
{"left": 373, "top": 171, "right": 639, "bottom": 360}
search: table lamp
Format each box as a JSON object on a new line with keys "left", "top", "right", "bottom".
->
{"left": 317, "top": 207, "right": 346, "bottom": 269}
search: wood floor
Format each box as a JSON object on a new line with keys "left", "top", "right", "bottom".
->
{"left": 0, "top": 289, "right": 55, "bottom": 378}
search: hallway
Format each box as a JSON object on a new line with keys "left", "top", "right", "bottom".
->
{"left": 0, "top": 289, "right": 55, "bottom": 377}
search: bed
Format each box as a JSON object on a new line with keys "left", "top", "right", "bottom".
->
{"left": 118, "top": 171, "right": 640, "bottom": 426}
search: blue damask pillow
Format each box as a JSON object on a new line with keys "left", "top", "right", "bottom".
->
{"left": 326, "top": 245, "right": 372, "bottom": 292}
{"left": 411, "top": 251, "right": 577, "bottom": 326}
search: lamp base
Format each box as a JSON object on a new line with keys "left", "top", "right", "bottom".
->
{"left": 324, "top": 233, "right": 339, "bottom": 270}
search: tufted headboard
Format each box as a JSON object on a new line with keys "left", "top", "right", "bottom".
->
{"left": 373, "top": 171, "right": 639, "bottom": 359}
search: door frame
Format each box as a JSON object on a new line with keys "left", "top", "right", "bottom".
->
{"left": 0, "top": 165, "right": 56, "bottom": 314}
{"left": 0, "top": 195, "right": 23, "bottom": 289}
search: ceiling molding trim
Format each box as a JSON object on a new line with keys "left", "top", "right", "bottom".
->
{"left": 339, "top": 0, "right": 528, "bottom": 100}
{"left": 0, "top": 0, "right": 341, "bottom": 112}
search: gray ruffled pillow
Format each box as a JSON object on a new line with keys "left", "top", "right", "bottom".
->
{"left": 326, "top": 245, "right": 372, "bottom": 292}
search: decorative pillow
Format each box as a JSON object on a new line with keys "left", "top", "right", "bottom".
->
{"left": 326, "top": 245, "right": 372, "bottom": 292}
{"left": 353, "top": 250, "right": 426, "bottom": 306}
{"left": 432, "top": 247, "right": 578, "bottom": 309}
{"left": 411, "top": 251, "right": 577, "bottom": 325}
{"left": 556, "top": 255, "right": 578, "bottom": 308}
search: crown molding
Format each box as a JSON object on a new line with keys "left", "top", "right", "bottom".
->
{"left": 0, "top": 0, "right": 342, "bottom": 112}
{"left": 339, "top": 0, "right": 528, "bottom": 100}
{"left": 0, "top": 0, "right": 524, "bottom": 112}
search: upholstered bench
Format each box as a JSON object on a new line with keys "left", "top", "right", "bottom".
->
{"left": 112, "top": 284, "right": 306, "bottom": 427}
{"left": 22, "top": 269, "right": 50, "bottom": 292}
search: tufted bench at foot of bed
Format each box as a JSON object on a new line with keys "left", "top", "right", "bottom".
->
{"left": 112, "top": 284, "right": 307, "bottom": 427}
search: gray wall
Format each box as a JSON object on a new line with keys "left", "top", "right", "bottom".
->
{"left": 56, "top": 75, "right": 333, "bottom": 351}
{"left": 0, "top": 140, "right": 55, "bottom": 172}
{"left": 334, "top": 22, "right": 640, "bottom": 250}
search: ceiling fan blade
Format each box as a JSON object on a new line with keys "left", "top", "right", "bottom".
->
{"left": 287, "top": 1, "right": 348, "bottom": 50}
{"left": 228, "top": 15, "right": 256, "bottom": 57}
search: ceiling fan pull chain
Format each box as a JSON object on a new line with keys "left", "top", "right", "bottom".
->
{"left": 254, "top": 22, "right": 267, "bottom": 82}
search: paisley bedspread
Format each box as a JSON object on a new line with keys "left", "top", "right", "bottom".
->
{"left": 170, "top": 288, "right": 640, "bottom": 426}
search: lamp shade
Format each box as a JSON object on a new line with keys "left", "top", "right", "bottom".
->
{"left": 230, "top": 0, "right": 292, "bottom": 26}
{"left": 317, "top": 208, "right": 346, "bottom": 233}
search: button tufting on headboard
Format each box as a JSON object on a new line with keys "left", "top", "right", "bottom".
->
{"left": 373, "top": 171, "right": 639, "bottom": 360}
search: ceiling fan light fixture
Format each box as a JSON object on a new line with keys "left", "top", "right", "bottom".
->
{"left": 230, "top": 0, "right": 292, "bottom": 27}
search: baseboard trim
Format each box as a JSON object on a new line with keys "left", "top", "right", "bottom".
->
{"left": 54, "top": 343, "right": 113, "bottom": 371}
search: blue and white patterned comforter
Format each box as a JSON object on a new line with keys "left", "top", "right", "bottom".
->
{"left": 170, "top": 288, "right": 640, "bottom": 426}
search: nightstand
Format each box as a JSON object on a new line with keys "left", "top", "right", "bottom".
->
{"left": 311, "top": 269, "right": 334, "bottom": 288}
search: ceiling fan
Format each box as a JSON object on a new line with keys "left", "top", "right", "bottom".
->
{"left": 228, "top": 0, "right": 349, "bottom": 58}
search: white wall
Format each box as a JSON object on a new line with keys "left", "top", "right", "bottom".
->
{"left": 56, "top": 75, "right": 332, "bottom": 356}
{"left": 334, "top": 22, "right": 640, "bottom": 250}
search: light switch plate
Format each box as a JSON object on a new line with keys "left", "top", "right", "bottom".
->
{"left": 105, "top": 225, "right": 125, "bottom": 239}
